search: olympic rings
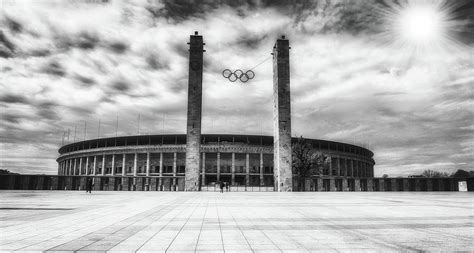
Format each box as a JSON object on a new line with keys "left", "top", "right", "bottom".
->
{"left": 222, "top": 69, "right": 255, "bottom": 83}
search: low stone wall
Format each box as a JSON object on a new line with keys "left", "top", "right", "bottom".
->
{"left": 0, "top": 175, "right": 185, "bottom": 191}
{"left": 292, "top": 177, "right": 474, "bottom": 192}
{"left": 0, "top": 175, "right": 472, "bottom": 192}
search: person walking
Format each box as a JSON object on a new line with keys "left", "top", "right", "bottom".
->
{"left": 219, "top": 181, "right": 224, "bottom": 193}
{"left": 86, "top": 178, "right": 93, "bottom": 194}
{"left": 225, "top": 182, "right": 229, "bottom": 192}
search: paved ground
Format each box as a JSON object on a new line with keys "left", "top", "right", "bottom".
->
{"left": 0, "top": 191, "right": 472, "bottom": 252}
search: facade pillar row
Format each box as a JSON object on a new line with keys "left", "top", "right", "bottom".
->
{"left": 231, "top": 153, "right": 235, "bottom": 185}
{"left": 201, "top": 152, "right": 206, "bottom": 186}
{"left": 101, "top": 154, "right": 106, "bottom": 175}
{"left": 93, "top": 156, "right": 97, "bottom": 175}
{"left": 146, "top": 152, "right": 150, "bottom": 176}
{"left": 259, "top": 152, "right": 264, "bottom": 186}
{"left": 217, "top": 152, "right": 221, "bottom": 182}
{"left": 111, "top": 154, "right": 115, "bottom": 175}
{"left": 133, "top": 153, "right": 138, "bottom": 176}
{"left": 245, "top": 153, "right": 250, "bottom": 186}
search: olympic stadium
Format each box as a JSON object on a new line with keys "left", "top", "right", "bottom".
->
{"left": 51, "top": 32, "right": 375, "bottom": 192}
{"left": 56, "top": 134, "right": 375, "bottom": 191}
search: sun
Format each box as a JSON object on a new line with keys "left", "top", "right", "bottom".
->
{"left": 379, "top": 0, "right": 459, "bottom": 52}
{"left": 396, "top": 4, "right": 445, "bottom": 45}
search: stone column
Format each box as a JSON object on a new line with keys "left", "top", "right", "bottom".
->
{"left": 201, "top": 152, "right": 206, "bottom": 186}
{"left": 159, "top": 152, "right": 163, "bottom": 189}
{"left": 133, "top": 153, "right": 138, "bottom": 176}
{"left": 427, "top": 179, "right": 433, "bottom": 191}
{"left": 342, "top": 178, "right": 348, "bottom": 191}
{"left": 438, "top": 179, "right": 445, "bottom": 191}
{"left": 231, "top": 152, "right": 235, "bottom": 185}
{"left": 85, "top": 157, "right": 89, "bottom": 175}
{"left": 122, "top": 154, "right": 126, "bottom": 176}
{"left": 329, "top": 178, "right": 336, "bottom": 191}
{"left": 391, "top": 178, "right": 397, "bottom": 191}
{"left": 403, "top": 179, "right": 410, "bottom": 191}
{"left": 68, "top": 159, "right": 72, "bottom": 175}
{"left": 259, "top": 152, "right": 264, "bottom": 186}
{"left": 79, "top": 158, "right": 83, "bottom": 176}
{"left": 317, "top": 178, "right": 323, "bottom": 191}
{"left": 246, "top": 153, "right": 250, "bottom": 186}
{"left": 354, "top": 179, "right": 361, "bottom": 192}
{"left": 93, "top": 156, "right": 97, "bottom": 175}
{"left": 146, "top": 152, "right": 150, "bottom": 177}
{"left": 328, "top": 156, "right": 333, "bottom": 176}
{"left": 217, "top": 152, "right": 221, "bottom": 182}
{"left": 336, "top": 157, "right": 340, "bottom": 176}
{"left": 273, "top": 35, "right": 292, "bottom": 192}
{"left": 111, "top": 154, "right": 115, "bottom": 175}
{"left": 379, "top": 179, "right": 385, "bottom": 191}
{"left": 185, "top": 31, "right": 204, "bottom": 191}
{"left": 415, "top": 179, "right": 421, "bottom": 191}
{"left": 173, "top": 152, "right": 177, "bottom": 188}
{"left": 101, "top": 154, "right": 106, "bottom": 175}
{"left": 367, "top": 179, "right": 373, "bottom": 191}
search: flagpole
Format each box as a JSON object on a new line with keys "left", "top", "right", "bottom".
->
{"left": 115, "top": 116, "right": 119, "bottom": 137}
{"left": 84, "top": 121, "right": 87, "bottom": 140}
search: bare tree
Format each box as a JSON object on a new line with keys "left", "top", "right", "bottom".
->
{"left": 292, "top": 136, "right": 329, "bottom": 177}
{"left": 421, "top": 169, "right": 449, "bottom": 178}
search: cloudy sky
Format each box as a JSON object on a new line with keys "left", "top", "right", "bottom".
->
{"left": 0, "top": 0, "right": 473, "bottom": 176}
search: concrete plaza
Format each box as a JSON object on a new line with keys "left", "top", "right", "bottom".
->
{"left": 0, "top": 191, "right": 472, "bottom": 252}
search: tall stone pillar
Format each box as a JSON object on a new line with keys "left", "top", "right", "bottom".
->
{"left": 273, "top": 36, "right": 292, "bottom": 192}
{"left": 185, "top": 31, "right": 204, "bottom": 191}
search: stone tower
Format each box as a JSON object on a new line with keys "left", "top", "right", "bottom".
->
{"left": 185, "top": 31, "right": 204, "bottom": 191}
{"left": 272, "top": 36, "right": 292, "bottom": 192}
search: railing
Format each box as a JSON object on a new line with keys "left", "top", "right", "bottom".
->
{"left": 201, "top": 185, "right": 274, "bottom": 192}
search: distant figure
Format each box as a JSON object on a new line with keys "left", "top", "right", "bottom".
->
{"left": 225, "top": 182, "right": 229, "bottom": 192}
{"left": 86, "top": 178, "right": 93, "bottom": 193}
{"left": 219, "top": 181, "right": 224, "bottom": 193}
